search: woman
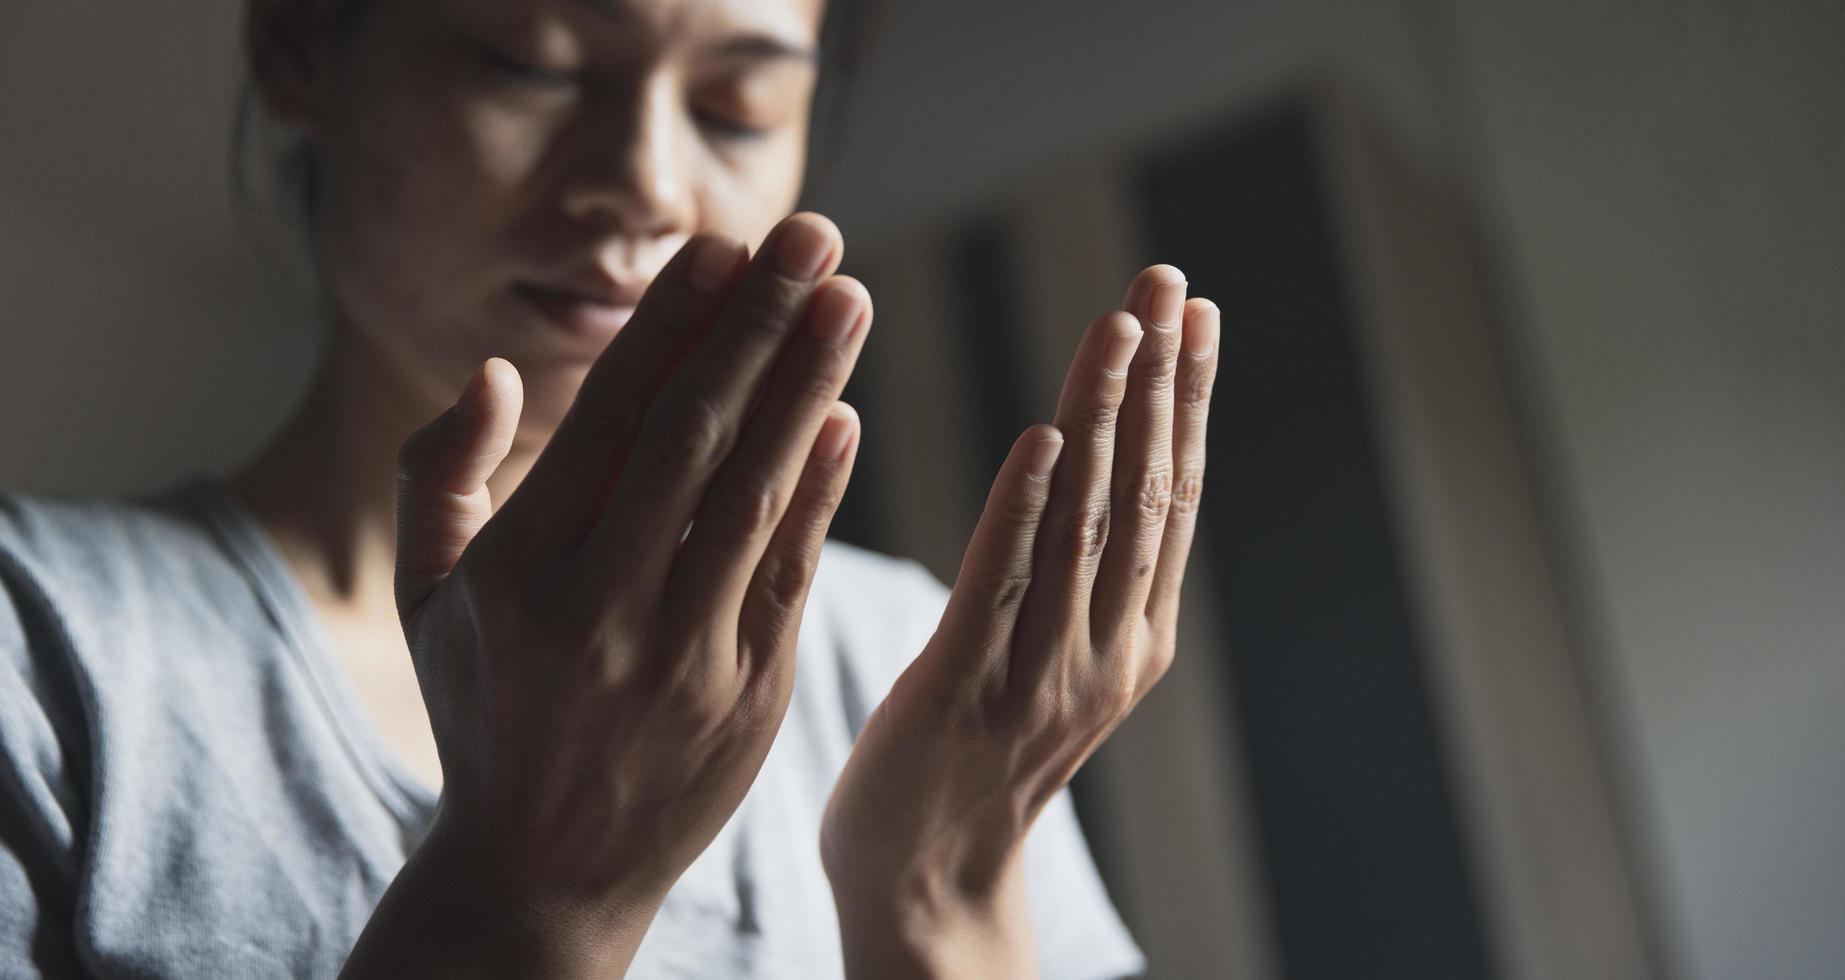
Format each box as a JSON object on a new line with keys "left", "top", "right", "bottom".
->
{"left": 0, "top": 0, "right": 1220, "bottom": 975}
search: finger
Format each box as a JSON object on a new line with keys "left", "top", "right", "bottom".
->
{"left": 737, "top": 402, "right": 861, "bottom": 685}
{"left": 1092, "top": 266, "right": 1186, "bottom": 643}
{"left": 667, "top": 276, "right": 871, "bottom": 630}
{"left": 394, "top": 357, "right": 524, "bottom": 617}
{"left": 585, "top": 212, "right": 843, "bottom": 594}
{"left": 936, "top": 425, "right": 1065, "bottom": 663}
{"left": 1011, "top": 311, "right": 1142, "bottom": 670}
{"left": 1145, "top": 298, "right": 1220, "bottom": 637}
{"left": 497, "top": 231, "right": 747, "bottom": 551}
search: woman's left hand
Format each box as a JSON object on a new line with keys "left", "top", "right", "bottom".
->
{"left": 819, "top": 266, "right": 1220, "bottom": 977}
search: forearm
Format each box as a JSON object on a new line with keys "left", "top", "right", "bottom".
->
{"left": 829, "top": 854, "right": 1038, "bottom": 980}
{"left": 341, "top": 819, "right": 666, "bottom": 978}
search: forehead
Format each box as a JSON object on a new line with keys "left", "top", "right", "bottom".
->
{"left": 544, "top": 0, "right": 826, "bottom": 46}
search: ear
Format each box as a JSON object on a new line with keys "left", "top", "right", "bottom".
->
{"left": 244, "top": 0, "right": 338, "bottom": 129}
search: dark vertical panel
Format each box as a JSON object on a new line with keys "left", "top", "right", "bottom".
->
{"left": 830, "top": 287, "right": 889, "bottom": 551}
{"left": 836, "top": 223, "right": 1025, "bottom": 555}
{"left": 1138, "top": 105, "right": 1496, "bottom": 979}
{"left": 950, "top": 220, "right": 1035, "bottom": 486}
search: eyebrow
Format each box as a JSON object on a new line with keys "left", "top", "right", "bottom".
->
{"left": 570, "top": 0, "right": 819, "bottom": 64}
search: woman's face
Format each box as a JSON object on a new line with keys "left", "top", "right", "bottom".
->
{"left": 285, "top": 0, "right": 826, "bottom": 433}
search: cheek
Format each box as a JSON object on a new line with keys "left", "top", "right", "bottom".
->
{"left": 313, "top": 76, "right": 552, "bottom": 340}
{"left": 702, "top": 136, "right": 811, "bottom": 254}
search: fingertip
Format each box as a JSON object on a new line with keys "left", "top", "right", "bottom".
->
{"left": 1014, "top": 422, "right": 1063, "bottom": 450}
{"left": 773, "top": 212, "right": 845, "bottom": 279}
{"left": 818, "top": 274, "right": 871, "bottom": 306}
{"left": 1099, "top": 311, "right": 1144, "bottom": 376}
{"left": 1123, "top": 263, "right": 1187, "bottom": 310}
{"left": 786, "top": 210, "right": 843, "bottom": 245}
{"left": 480, "top": 356, "right": 521, "bottom": 395}
{"left": 469, "top": 357, "right": 523, "bottom": 420}
{"left": 1182, "top": 301, "right": 1220, "bottom": 358}
{"left": 686, "top": 232, "right": 748, "bottom": 293}
{"left": 815, "top": 402, "right": 860, "bottom": 463}
{"left": 1098, "top": 309, "right": 1142, "bottom": 336}
{"left": 1026, "top": 425, "right": 1064, "bottom": 480}
{"left": 1143, "top": 263, "right": 1186, "bottom": 287}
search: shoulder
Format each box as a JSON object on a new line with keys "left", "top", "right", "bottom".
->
{"left": 0, "top": 483, "right": 219, "bottom": 751}
{"left": 0, "top": 479, "right": 256, "bottom": 699}
{"left": 0, "top": 482, "right": 229, "bottom": 615}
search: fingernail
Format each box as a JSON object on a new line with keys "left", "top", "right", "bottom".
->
{"left": 816, "top": 408, "right": 855, "bottom": 462}
{"left": 1103, "top": 327, "right": 1143, "bottom": 376}
{"left": 811, "top": 284, "right": 865, "bottom": 343}
{"left": 1186, "top": 301, "right": 1220, "bottom": 358}
{"left": 775, "top": 217, "right": 833, "bottom": 280}
{"left": 687, "top": 235, "right": 742, "bottom": 293}
{"left": 1151, "top": 280, "right": 1188, "bottom": 328}
{"left": 1028, "top": 433, "right": 1064, "bottom": 479}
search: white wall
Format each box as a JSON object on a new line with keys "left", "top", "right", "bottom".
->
{"left": 0, "top": 2, "right": 317, "bottom": 495}
{"left": 1439, "top": 3, "right": 1845, "bottom": 976}
{"left": 817, "top": 1, "right": 1845, "bottom": 976}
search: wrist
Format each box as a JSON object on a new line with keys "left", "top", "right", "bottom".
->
{"left": 827, "top": 850, "right": 1036, "bottom": 980}
{"left": 343, "top": 810, "right": 670, "bottom": 978}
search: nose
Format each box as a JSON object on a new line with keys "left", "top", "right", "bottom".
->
{"left": 558, "top": 77, "right": 697, "bottom": 240}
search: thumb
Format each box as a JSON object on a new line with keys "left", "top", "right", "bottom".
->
{"left": 394, "top": 357, "right": 524, "bottom": 618}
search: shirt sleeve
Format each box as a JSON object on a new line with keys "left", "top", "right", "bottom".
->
{"left": 0, "top": 543, "right": 90, "bottom": 977}
{"left": 874, "top": 556, "right": 1148, "bottom": 980}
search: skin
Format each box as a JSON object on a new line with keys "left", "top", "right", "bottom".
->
{"left": 234, "top": 0, "right": 825, "bottom": 785}
{"left": 233, "top": 0, "right": 1220, "bottom": 976}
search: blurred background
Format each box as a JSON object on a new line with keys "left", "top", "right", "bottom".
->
{"left": 3, "top": 1, "right": 1842, "bottom": 977}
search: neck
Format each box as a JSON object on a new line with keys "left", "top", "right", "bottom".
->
{"left": 227, "top": 329, "right": 540, "bottom": 619}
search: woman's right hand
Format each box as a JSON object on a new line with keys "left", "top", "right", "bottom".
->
{"left": 347, "top": 213, "right": 870, "bottom": 976}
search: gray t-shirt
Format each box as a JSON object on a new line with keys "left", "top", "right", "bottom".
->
{"left": 0, "top": 478, "right": 1145, "bottom": 977}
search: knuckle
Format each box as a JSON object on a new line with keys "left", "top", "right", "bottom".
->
{"left": 974, "top": 573, "right": 1034, "bottom": 616}
{"left": 1063, "top": 658, "right": 1137, "bottom": 722}
{"left": 1127, "top": 353, "right": 1177, "bottom": 389}
{"left": 648, "top": 397, "right": 730, "bottom": 472}
{"left": 1178, "top": 372, "right": 1215, "bottom": 409}
{"left": 811, "top": 477, "right": 849, "bottom": 519}
{"left": 714, "top": 474, "right": 784, "bottom": 535}
{"left": 1015, "top": 683, "right": 1068, "bottom": 734}
{"left": 1076, "top": 403, "right": 1122, "bottom": 435}
{"left": 1099, "top": 664, "right": 1141, "bottom": 717}
{"left": 1170, "top": 472, "right": 1206, "bottom": 516}
{"left": 731, "top": 673, "right": 789, "bottom": 733}
{"left": 790, "top": 472, "right": 847, "bottom": 527}
{"left": 994, "top": 493, "right": 1044, "bottom": 533}
{"left": 731, "top": 281, "right": 805, "bottom": 341}
{"left": 659, "top": 673, "right": 729, "bottom": 727}
{"left": 568, "top": 395, "right": 647, "bottom": 448}
{"left": 1116, "top": 466, "right": 1174, "bottom": 524}
{"left": 792, "top": 367, "right": 843, "bottom": 406}
{"left": 1144, "top": 642, "right": 1177, "bottom": 685}
{"left": 756, "top": 552, "right": 815, "bottom": 617}
{"left": 1057, "top": 507, "right": 1111, "bottom": 563}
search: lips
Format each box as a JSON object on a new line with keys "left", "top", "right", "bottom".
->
{"left": 515, "top": 272, "right": 649, "bottom": 341}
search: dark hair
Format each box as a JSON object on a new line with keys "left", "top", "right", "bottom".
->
{"left": 231, "top": 0, "right": 881, "bottom": 244}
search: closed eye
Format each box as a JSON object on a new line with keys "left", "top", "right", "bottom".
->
{"left": 695, "top": 110, "right": 771, "bottom": 142}
{"left": 480, "top": 44, "right": 580, "bottom": 88}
